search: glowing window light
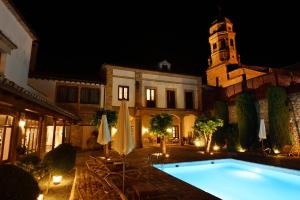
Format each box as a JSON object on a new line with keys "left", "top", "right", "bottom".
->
{"left": 19, "top": 119, "right": 26, "bottom": 128}
{"left": 53, "top": 175, "right": 62, "bottom": 185}
{"left": 111, "top": 127, "right": 117, "bottom": 136}
{"left": 37, "top": 194, "right": 43, "bottom": 200}
{"left": 146, "top": 89, "right": 150, "bottom": 100}
{"left": 151, "top": 89, "right": 155, "bottom": 100}
{"left": 142, "top": 127, "right": 149, "bottom": 135}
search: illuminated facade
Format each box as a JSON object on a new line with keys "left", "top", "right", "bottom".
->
{"left": 103, "top": 64, "right": 202, "bottom": 147}
{"left": 206, "top": 16, "right": 270, "bottom": 87}
{"left": 29, "top": 76, "right": 105, "bottom": 150}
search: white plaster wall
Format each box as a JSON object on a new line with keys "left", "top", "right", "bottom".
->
{"left": 183, "top": 115, "right": 197, "bottom": 137}
{"left": 113, "top": 69, "right": 135, "bottom": 78}
{"left": 142, "top": 80, "right": 198, "bottom": 109}
{"left": 112, "top": 77, "right": 135, "bottom": 107}
{"left": 28, "top": 78, "right": 57, "bottom": 103}
{"left": 0, "top": 1, "right": 33, "bottom": 89}
{"left": 142, "top": 73, "right": 197, "bottom": 85}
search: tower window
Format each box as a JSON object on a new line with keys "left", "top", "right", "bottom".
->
{"left": 220, "top": 39, "right": 226, "bottom": 50}
{"left": 230, "top": 39, "right": 234, "bottom": 47}
{"left": 213, "top": 43, "right": 217, "bottom": 49}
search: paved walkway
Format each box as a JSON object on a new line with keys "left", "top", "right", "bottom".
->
{"left": 73, "top": 144, "right": 300, "bottom": 200}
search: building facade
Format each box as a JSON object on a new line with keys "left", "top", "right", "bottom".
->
{"left": 103, "top": 64, "right": 202, "bottom": 147}
{"left": 29, "top": 75, "right": 105, "bottom": 150}
{"left": 0, "top": 0, "right": 79, "bottom": 163}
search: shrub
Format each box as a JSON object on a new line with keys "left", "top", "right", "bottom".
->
{"left": 236, "top": 93, "right": 258, "bottom": 149}
{"left": 22, "top": 153, "right": 41, "bottom": 166}
{"left": 0, "top": 164, "right": 40, "bottom": 200}
{"left": 226, "top": 123, "right": 240, "bottom": 152}
{"left": 43, "top": 143, "right": 76, "bottom": 176}
{"left": 213, "top": 101, "right": 229, "bottom": 146}
{"left": 94, "top": 109, "right": 117, "bottom": 128}
{"left": 16, "top": 145, "right": 26, "bottom": 155}
{"left": 267, "top": 86, "right": 292, "bottom": 149}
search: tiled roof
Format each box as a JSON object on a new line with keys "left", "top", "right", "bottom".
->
{"left": 0, "top": 75, "right": 80, "bottom": 121}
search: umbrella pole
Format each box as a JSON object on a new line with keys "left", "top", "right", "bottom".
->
{"left": 122, "top": 155, "right": 125, "bottom": 193}
{"left": 261, "top": 140, "right": 264, "bottom": 155}
{"left": 104, "top": 144, "right": 109, "bottom": 158}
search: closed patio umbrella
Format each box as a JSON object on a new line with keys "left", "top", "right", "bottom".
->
{"left": 97, "top": 114, "right": 111, "bottom": 158}
{"left": 259, "top": 119, "right": 267, "bottom": 152}
{"left": 112, "top": 100, "right": 135, "bottom": 192}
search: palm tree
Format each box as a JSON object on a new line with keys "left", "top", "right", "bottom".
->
{"left": 150, "top": 113, "right": 173, "bottom": 154}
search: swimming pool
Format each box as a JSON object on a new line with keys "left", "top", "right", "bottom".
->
{"left": 154, "top": 159, "right": 300, "bottom": 200}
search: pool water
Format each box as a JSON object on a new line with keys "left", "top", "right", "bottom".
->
{"left": 154, "top": 159, "right": 300, "bottom": 200}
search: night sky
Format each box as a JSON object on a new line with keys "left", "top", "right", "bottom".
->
{"left": 11, "top": 0, "right": 300, "bottom": 79}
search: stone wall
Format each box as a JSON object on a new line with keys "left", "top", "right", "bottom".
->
{"left": 228, "top": 92, "right": 300, "bottom": 140}
{"left": 288, "top": 93, "right": 300, "bottom": 144}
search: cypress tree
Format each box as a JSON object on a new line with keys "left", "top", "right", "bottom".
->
{"left": 267, "top": 86, "right": 292, "bottom": 149}
{"left": 236, "top": 93, "right": 258, "bottom": 149}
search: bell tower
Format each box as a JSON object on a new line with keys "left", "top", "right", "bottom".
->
{"left": 206, "top": 10, "right": 240, "bottom": 87}
{"left": 208, "top": 17, "right": 238, "bottom": 68}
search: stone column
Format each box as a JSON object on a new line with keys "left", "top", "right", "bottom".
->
{"left": 62, "top": 120, "right": 66, "bottom": 143}
{"left": 100, "top": 84, "right": 105, "bottom": 109}
{"left": 180, "top": 115, "right": 185, "bottom": 145}
{"left": 37, "top": 116, "right": 44, "bottom": 157}
{"left": 10, "top": 112, "right": 20, "bottom": 164}
{"left": 105, "top": 67, "right": 113, "bottom": 109}
{"left": 39, "top": 116, "right": 48, "bottom": 157}
{"left": 134, "top": 72, "right": 143, "bottom": 148}
{"left": 135, "top": 116, "right": 143, "bottom": 148}
{"left": 52, "top": 119, "right": 56, "bottom": 150}
{"left": 197, "top": 77, "right": 203, "bottom": 112}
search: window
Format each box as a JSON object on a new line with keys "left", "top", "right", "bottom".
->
{"left": 172, "top": 126, "right": 179, "bottom": 138}
{"left": 23, "top": 120, "right": 39, "bottom": 154}
{"left": 166, "top": 90, "right": 176, "bottom": 108}
{"left": 80, "top": 88, "right": 100, "bottom": 104}
{"left": 213, "top": 43, "right": 217, "bottom": 49}
{"left": 230, "top": 39, "right": 234, "bottom": 47}
{"left": 146, "top": 88, "right": 156, "bottom": 108}
{"left": 185, "top": 91, "right": 194, "bottom": 109}
{"left": 46, "top": 125, "right": 65, "bottom": 153}
{"left": 118, "top": 86, "right": 129, "bottom": 100}
{"left": 56, "top": 86, "right": 78, "bottom": 103}
{"left": 220, "top": 39, "right": 226, "bottom": 50}
{"left": 0, "top": 115, "right": 13, "bottom": 161}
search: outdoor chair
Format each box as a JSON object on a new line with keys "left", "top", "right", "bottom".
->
{"left": 87, "top": 156, "right": 142, "bottom": 181}
{"left": 77, "top": 168, "right": 128, "bottom": 200}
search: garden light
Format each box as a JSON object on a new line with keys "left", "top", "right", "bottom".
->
{"left": 53, "top": 175, "right": 62, "bottom": 185}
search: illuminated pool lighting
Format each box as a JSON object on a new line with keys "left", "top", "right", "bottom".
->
{"left": 154, "top": 159, "right": 300, "bottom": 200}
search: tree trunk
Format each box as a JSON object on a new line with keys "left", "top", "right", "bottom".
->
{"left": 206, "top": 134, "right": 213, "bottom": 153}
{"left": 161, "top": 136, "right": 167, "bottom": 155}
